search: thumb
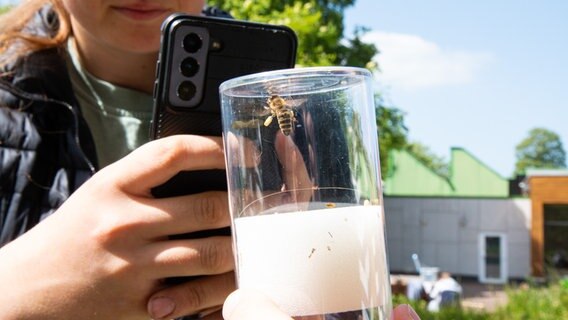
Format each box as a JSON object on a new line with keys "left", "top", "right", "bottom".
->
{"left": 223, "top": 289, "right": 292, "bottom": 320}
{"left": 109, "top": 135, "right": 225, "bottom": 195}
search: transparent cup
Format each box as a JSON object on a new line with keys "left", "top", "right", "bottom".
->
{"left": 220, "top": 67, "right": 391, "bottom": 319}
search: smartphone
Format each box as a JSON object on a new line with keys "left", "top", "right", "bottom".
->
{"left": 149, "top": 16, "right": 297, "bottom": 316}
{"left": 150, "top": 13, "right": 297, "bottom": 201}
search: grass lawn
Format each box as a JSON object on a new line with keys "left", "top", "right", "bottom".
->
{"left": 393, "top": 279, "right": 568, "bottom": 320}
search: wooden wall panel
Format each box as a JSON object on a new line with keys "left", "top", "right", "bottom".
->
{"left": 529, "top": 176, "right": 568, "bottom": 277}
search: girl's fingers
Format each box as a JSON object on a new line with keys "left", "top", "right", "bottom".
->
{"left": 224, "top": 132, "right": 261, "bottom": 167}
{"left": 147, "top": 237, "right": 234, "bottom": 278}
{"left": 275, "top": 133, "right": 312, "bottom": 191}
{"left": 275, "top": 133, "right": 313, "bottom": 203}
{"left": 138, "top": 191, "right": 231, "bottom": 237}
{"left": 106, "top": 135, "right": 226, "bottom": 196}
{"left": 148, "top": 272, "right": 235, "bottom": 320}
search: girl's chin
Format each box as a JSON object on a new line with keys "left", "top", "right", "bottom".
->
{"left": 114, "top": 35, "right": 161, "bottom": 54}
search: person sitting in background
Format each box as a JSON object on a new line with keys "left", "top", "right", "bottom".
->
{"left": 427, "top": 271, "right": 462, "bottom": 312}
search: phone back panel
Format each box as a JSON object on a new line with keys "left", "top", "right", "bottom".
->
{"left": 151, "top": 14, "right": 297, "bottom": 198}
{"left": 152, "top": 14, "right": 297, "bottom": 138}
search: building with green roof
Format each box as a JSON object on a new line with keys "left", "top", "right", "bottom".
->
{"left": 382, "top": 147, "right": 532, "bottom": 283}
{"left": 383, "top": 147, "right": 509, "bottom": 198}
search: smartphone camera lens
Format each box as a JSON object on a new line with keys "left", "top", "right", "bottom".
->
{"left": 180, "top": 57, "right": 199, "bottom": 77}
{"left": 177, "top": 81, "right": 196, "bottom": 101}
{"left": 183, "top": 33, "right": 202, "bottom": 53}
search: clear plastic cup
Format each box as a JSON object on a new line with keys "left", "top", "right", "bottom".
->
{"left": 220, "top": 67, "right": 391, "bottom": 319}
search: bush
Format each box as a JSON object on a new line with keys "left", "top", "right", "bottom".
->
{"left": 492, "top": 282, "right": 568, "bottom": 319}
{"left": 392, "top": 294, "right": 491, "bottom": 320}
{"left": 392, "top": 279, "right": 568, "bottom": 320}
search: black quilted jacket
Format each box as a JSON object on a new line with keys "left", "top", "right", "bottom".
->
{"left": 0, "top": 13, "right": 98, "bottom": 246}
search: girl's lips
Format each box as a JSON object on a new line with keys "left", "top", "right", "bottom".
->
{"left": 112, "top": 6, "right": 170, "bottom": 21}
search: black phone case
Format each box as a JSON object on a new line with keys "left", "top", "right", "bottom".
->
{"left": 150, "top": 14, "right": 297, "bottom": 199}
{"left": 150, "top": 16, "right": 297, "bottom": 296}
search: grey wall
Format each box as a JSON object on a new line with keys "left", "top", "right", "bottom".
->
{"left": 384, "top": 197, "right": 531, "bottom": 279}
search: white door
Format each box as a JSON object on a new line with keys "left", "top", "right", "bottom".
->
{"left": 478, "top": 233, "right": 507, "bottom": 284}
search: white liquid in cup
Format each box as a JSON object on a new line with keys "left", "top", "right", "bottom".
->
{"left": 234, "top": 205, "right": 389, "bottom": 317}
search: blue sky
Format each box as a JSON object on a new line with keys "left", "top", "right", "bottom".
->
{"left": 345, "top": 0, "right": 568, "bottom": 178}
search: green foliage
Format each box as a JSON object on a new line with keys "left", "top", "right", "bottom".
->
{"left": 208, "top": 0, "right": 376, "bottom": 68}
{"left": 375, "top": 94, "right": 408, "bottom": 177}
{"left": 492, "top": 282, "right": 568, "bottom": 319}
{"left": 211, "top": 0, "right": 403, "bottom": 177}
{"left": 393, "top": 280, "right": 568, "bottom": 320}
{"left": 514, "top": 127, "right": 567, "bottom": 175}
{"left": 406, "top": 141, "right": 450, "bottom": 178}
{"left": 392, "top": 295, "right": 491, "bottom": 320}
{"left": 0, "top": 5, "right": 12, "bottom": 15}
{"left": 338, "top": 26, "right": 379, "bottom": 70}
{"left": 560, "top": 278, "right": 568, "bottom": 290}
{"left": 207, "top": 0, "right": 449, "bottom": 179}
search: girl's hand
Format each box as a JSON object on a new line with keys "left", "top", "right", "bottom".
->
{"left": 0, "top": 135, "right": 237, "bottom": 319}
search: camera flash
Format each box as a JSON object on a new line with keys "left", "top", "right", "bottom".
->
{"left": 211, "top": 39, "right": 223, "bottom": 51}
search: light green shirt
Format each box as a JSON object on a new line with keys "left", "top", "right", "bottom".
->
{"left": 65, "top": 39, "right": 153, "bottom": 168}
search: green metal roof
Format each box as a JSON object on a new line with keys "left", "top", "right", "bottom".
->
{"left": 383, "top": 147, "right": 509, "bottom": 197}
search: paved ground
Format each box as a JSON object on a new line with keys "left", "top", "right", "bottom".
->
{"left": 458, "top": 278, "right": 508, "bottom": 312}
{"left": 391, "top": 274, "right": 509, "bottom": 312}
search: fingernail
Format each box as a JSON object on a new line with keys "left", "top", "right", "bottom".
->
{"left": 148, "top": 296, "right": 176, "bottom": 319}
{"left": 222, "top": 291, "right": 241, "bottom": 319}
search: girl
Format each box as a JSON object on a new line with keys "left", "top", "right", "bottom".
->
{"left": 0, "top": 1, "right": 234, "bottom": 319}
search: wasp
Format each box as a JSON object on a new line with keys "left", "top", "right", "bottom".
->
{"left": 263, "top": 95, "right": 298, "bottom": 136}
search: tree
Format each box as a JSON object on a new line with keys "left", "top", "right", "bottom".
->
{"left": 514, "top": 127, "right": 567, "bottom": 175}
{"left": 0, "top": 5, "right": 12, "bottom": 15}
{"left": 207, "top": 0, "right": 377, "bottom": 68}
{"left": 210, "top": 0, "right": 409, "bottom": 173}
{"left": 375, "top": 95, "right": 408, "bottom": 177}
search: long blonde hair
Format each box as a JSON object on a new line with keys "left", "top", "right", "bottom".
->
{"left": 0, "top": 0, "right": 71, "bottom": 68}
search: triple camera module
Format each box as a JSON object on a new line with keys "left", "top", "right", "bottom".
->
{"left": 167, "top": 24, "right": 210, "bottom": 107}
{"left": 177, "top": 33, "right": 202, "bottom": 101}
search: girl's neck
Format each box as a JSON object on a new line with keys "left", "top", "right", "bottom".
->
{"left": 71, "top": 38, "right": 157, "bottom": 94}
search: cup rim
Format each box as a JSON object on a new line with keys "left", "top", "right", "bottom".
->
{"left": 219, "top": 66, "right": 372, "bottom": 97}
